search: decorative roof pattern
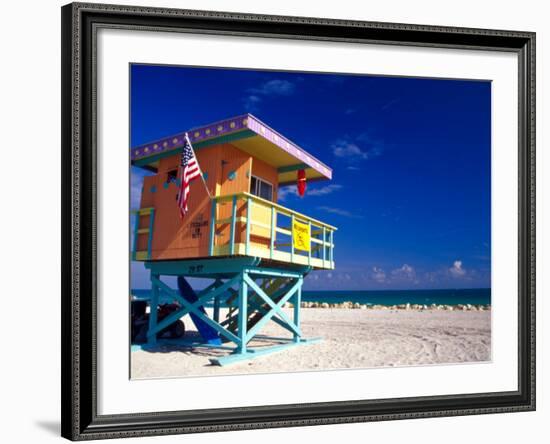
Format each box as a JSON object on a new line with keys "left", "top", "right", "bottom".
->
{"left": 131, "top": 114, "right": 332, "bottom": 179}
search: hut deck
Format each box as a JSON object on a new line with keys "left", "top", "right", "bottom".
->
{"left": 133, "top": 191, "right": 336, "bottom": 270}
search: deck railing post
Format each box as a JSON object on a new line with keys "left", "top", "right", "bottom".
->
{"left": 245, "top": 197, "right": 252, "bottom": 256}
{"left": 329, "top": 230, "right": 334, "bottom": 268}
{"left": 307, "top": 221, "right": 312, "bottom": 266}
{"left": 209, "top": 199, "right": 216, "bottom": 256}
{"left": 270, "top": 206, "right": 276, "bottom": 259}
{"left": 229, "top": 195, "right": 237, "bottom": 255}
{"left": 290, "top": 214, "right": 295, "bottom": 263}
{"left": 322, "top": 226, "right": 326, "bottom": 267}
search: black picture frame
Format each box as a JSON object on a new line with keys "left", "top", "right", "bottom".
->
{"left": 61, "top": 2, "right": 536, "bottom": 440}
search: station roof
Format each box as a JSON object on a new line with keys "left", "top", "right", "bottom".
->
{"left": 131, "top": 114, "right": 332, "bottom": 185}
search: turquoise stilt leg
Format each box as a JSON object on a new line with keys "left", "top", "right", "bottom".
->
{"left": 213, "top": 278, "right": 222, "bottom": 323}
{"left": 237, "top": 273, "right": 248, "bottom": 354}
{"left": 147, "top": 274, "right": 159, "bottom": 345}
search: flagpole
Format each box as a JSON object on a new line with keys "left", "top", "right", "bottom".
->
{"left": 185, "top": 132, "right": 213, "bottom": 200}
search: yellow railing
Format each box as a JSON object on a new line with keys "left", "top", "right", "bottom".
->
{"left": 131, "top": 207, "right": 155, "bottom": 261}
{"left": 209, "top": 192, "right": 336, "bottom": 269}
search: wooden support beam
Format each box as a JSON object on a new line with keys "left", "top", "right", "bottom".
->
{"left": 243, "top": 274, "right": 301, "bottom": 342}
{"left": 151, "top": 275, "right": 242, "bottom": 345}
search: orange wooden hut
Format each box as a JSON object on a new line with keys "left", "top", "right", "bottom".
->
{"left": 131, "top": 114, "right": 336, "bottom": 365}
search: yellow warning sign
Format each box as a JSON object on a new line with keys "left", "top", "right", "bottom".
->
{"left": 292, "top": 219, "right": 310, "bottom": 252}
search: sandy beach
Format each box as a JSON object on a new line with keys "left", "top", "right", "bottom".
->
{"left": 131, "top": 307, "right": 491, "bottom": 379}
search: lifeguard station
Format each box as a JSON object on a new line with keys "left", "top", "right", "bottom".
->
{"left": 131, "top": 114, "right": 336, "bottom": 365}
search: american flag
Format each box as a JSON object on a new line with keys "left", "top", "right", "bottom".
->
{"left": 177, "top": 133, "right": 202, "bottom": 218}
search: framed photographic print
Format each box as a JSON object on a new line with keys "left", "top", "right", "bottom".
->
{"left": 61, "top": 2, "right": 536, "bottom": 440}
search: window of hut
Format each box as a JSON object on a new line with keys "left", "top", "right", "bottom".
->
{"left": 166, "top": 169, "right": 178, "bottom": 184}
{"left": 250, "top": 175, "right": 273, "bottom": 201}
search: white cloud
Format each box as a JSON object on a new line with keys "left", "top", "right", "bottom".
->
{"left": 307, "top": 184, "right": 343, "bottom": 196}
{"left": 331, "top": 136, "right": 384, "bottom": 162}
{"left": 421, "top": 261, "right": 470, "bottom": 284}
{"left": 277, "top": 186, "right": 297, "bottom": 201}
{"left": 249, "top": 79, "right": 296, "bottom": 96}
{"left": 243, "top": 95, "right": 261, "bottom": 112}
{"left": 317, "top": 206, "right": 362, "bottom": 218}
{"left": 449, "top": 260, "right": 466, "bottom": 277}
{"left": 278, "top": 184, "right": 342, "bottom": 201}
{"left": 332, "top": 140, "right": 370, "bottom": 159}
{"left": 371, "top": 267, "right": 387, "bottom": 283}
{"left": 391, "top": 264, "right": 416, "bottom": 280}
{"left": 244, "top": 79, "right": 296, "bottom": 112}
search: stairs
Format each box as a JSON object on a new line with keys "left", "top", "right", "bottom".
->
{"left": 225, "top": 277, "right": 293, "bottom": 336}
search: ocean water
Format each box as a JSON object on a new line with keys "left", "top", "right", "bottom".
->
{"left": 301, "top": 288, "right": 490, "bottom": 306}
{"left": 131, "top": 288, "right": 491, "bottom": 306}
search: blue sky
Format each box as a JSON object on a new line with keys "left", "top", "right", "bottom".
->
{"left": 130, "top": 64, "right": 491, "bottom": 290}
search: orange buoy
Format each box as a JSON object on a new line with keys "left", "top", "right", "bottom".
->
{"left": 297, "top": 169, "right": 307, "bottom": 197}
